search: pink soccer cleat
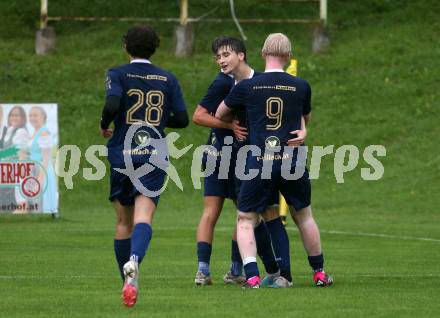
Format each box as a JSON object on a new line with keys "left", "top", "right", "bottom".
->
{"left": 122, "top": 283, "right": 138, "bottom": 307}
{"left": 122, "top": 260, "right": 139, "bottom": 307}
{"left": 242, "top": 276, "right": 261, "bottom": 289}
{"left": 313, "top": 271, "right": 333, "bottom": 287}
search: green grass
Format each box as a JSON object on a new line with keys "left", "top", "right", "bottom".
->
{"left": 1, "top": 0, "right": 440, "bottom": 317}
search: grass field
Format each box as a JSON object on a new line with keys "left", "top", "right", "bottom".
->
{"left": 1, "top": 0, "right": 440, "bottom": 317}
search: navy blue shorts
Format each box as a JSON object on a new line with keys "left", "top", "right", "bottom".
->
{"left": 233, "top": 145, "right": 278, "bottom": 207}
{"left": 234, "top": 176, "right": 279, "bottom": 206}
{"left": 109, "top": 165, "right": 166, "bottom": 207}
{"left": 202, "top": 145, "right": 237, "bottom": 200}
{"left": 204, "top": 172, "right": 237, "bottom": 199}
{"left": 238, "top": 167, "right": 311, "bottom": 213}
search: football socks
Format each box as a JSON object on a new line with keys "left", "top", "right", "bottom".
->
{"left": 130, "top": 223, "right": 152, "bottom": 264}
{"left": 230, "top": 240, "right": 243, "bottom": 276}
{"left": 243, "top": 256, "right": 260, "bottom": 280}
{"left": 254, "top": 221, "right": 279, "bottom": 275}
{"left": 308, "top": 253, "right": 324, "bottom": 272}
{"left": 114, "top": 238, "right": 131, "bottom": 282}
{"left": 266, "top": 217, "right": 292, "bottom": 282}
{"left": 197, "top": 241, "right": 212, "bottom": 276}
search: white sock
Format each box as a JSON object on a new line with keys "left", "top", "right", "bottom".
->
{"left": 243, "top": 256, "right": 257, "bottom": 266}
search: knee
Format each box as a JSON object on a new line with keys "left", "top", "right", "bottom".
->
{"left": 115, "top": 220, "right": 133, "bottom": 238}
{"left": 290, "top": 210, "right": 300, "bottom": 226}
{"left": 292, "top": 206, "right": 314, "bottom": 226}
{"left": 262, "top": 206, "right": 279, "bottom": 222}
{"left": 201, "top": 207, "right": 221, "bottom": 224}
{"left": 116, "top": 214, "right": 133, "bottom": 229}
{"left": 237, "top": 212, "right": 258, "bottom": 227}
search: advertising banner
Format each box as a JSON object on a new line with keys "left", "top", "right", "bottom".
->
{"left": 0, "top": 104, "right": 59, "bottom": 215}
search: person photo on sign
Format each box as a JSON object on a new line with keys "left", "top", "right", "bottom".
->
{"left": 1, "top": 106, "right": 30, "bottom": 213}
{"left": 27, "top": 106, "right": 58, "bottom": 213}
{"left": 0, "top": 105, "right": 5, "bottom": 149}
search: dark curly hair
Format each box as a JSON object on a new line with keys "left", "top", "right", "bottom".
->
{"left": 211, "top": 36, "right": 247, "bottom": 62}
{"left": 123, "top": 25, "right": 160, "bottom": 59}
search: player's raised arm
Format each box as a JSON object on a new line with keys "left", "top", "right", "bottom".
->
{"left": 213, "top": 100, "right": 247, "bottom": 141}
{"left": 192, "top": 104, "right": 232, "bottom": 129}
{"left": 215, "top": 79, "right": 247, "bottom": 120}
{"left": 192, "top": 72, "right": 234, "bottom": 130}
{"left": 214, "top": 101, "right": 232, "bottom": 120}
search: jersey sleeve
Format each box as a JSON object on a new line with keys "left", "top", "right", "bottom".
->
{"left": 198, "top": 74, "right": 232, "bottom": 113}
{"left": 105, "top": 69, "right": 123, "bottom": 98}
{"left": 169, "top": 74, "right": 187, "bottom": 113}
{"left": 224, "top": 81, "right": 247, "bottom": 110}
{"left": 303, "top": 81, "right": 312, "bottom": 115}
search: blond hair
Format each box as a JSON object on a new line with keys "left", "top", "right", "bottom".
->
{"left": 261, "top": 33, "right": 292, "bottom": 59}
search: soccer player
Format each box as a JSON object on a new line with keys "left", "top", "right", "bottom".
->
{"left": 100, "top": 25, "right": 189, "bottom": 306}
{"left": 192, "top": 37, "right": 286, "bottom": 286}
{"left": 216, "top": 33, "right": 333, "bottom": 288}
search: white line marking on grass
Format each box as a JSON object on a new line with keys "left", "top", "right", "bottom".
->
{"left": 211, "top": 226, "right": 440, "bottom": 243}
{"left": 313, "top": 229, "right": 440, "bottom": 243}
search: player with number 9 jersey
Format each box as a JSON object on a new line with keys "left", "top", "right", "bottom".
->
{"left": 216, "top": 33, "right": 332, "bottom": 288}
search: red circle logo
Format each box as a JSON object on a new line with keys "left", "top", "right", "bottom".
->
{"left": 21, "top": 177, "right": 41, "bottom": 198}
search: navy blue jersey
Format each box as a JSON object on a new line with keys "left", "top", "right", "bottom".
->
{"left": 200, "top": 70, "right": 261, "bottom": 200}
{"left": 199, "top": 72, "right": 234, "bottom": 148}
{"left": 199, "top": 71, "right": 261, "bottom": 148}
{"left": 224, "top": 71, "right": 311, "bottom": 151}
{"left": 199, "top": 72, "right": 234, "bottom": 114}
{"left": 105, "top": 61, "right": 186, "bottom": 166}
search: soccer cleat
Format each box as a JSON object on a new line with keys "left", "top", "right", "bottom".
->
{"left": 313, "top": 271, "right": 333, "bottom": 287}
{"left": 194, "top": 271, "right": 213, "bottom": 286}
{"left": 223, "top": 271, "right": 246, "bottom": 285}
{"left": 241, "top": 276, "right": 260, "bottom": 289}
{"left": 261, "top": 275, "right": 293, "bottom": 288}
{"left": 122, "top": 260, "right": 139, "bottom": 307}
